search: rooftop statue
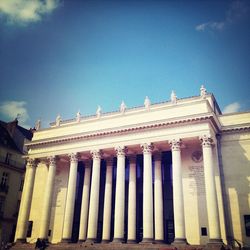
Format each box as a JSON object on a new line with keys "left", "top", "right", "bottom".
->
{"left": 120, "top": 101, "right": 126, "bottom": 114}
{"left": 144, "top": 96, "right": 151, "bottom": 109}
{"left": 200, "top": 85, "right": 207, "bottom": 99}
{"left": 171, "top": 90, "right": 177, "bottom": 104}
{"left": 56, "top": 114, "right": 61, "bottom": 126}
{"left": 35, "top": 119, "right": 41, "bottom": 130}
{"left": 76, "top": 110, "right": 81, "bottom": 122}
{"left": 96, "top": 105, "right": 101, "bottom": 118}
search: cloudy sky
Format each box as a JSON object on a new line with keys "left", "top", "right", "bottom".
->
{"left": 0, "top": 0, "right": 249, "bottom": 128}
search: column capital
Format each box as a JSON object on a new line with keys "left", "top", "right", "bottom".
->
{"left": 200, "top": 135, "right": 213, "bottom": 147}
{"left": 169, "top": 138, "right": 182, "bottom": 151}
{"left": 90, "top": 150, "right": 102, "bottom": 160}
{"left": 26, "top": 158, "right": 37, "bottom": 168}
{"left": 141, "top": 143, "right": 154, "bottom": 154}
{"left": 47, "top": 156, "right": 56, "bottom": 166}
{"left": 68, "top": 152, "right": 79, "bottom": 163}
{"left": 115, "top": 146, "right": 127, "bottom": 156}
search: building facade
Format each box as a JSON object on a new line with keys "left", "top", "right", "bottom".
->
{"left": 0, "top": 119, "right": 33, "bottom": 246}
{"left": 14, "top": 88, "right": 250, "bottom": 248}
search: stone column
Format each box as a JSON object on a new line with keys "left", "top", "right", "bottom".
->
{"left": 141, "top": 143, "right": 154, "bottom": 243}
{"left": 127, "top": 155, "right": 137, "bottom": 243}
{"left": 39, "top": 156, "right": 57, "bottom": 240}
{"left": 113, "top": 146, "right": 127, "bottom": 242}
{"left": 62, "top": 153, "right": 79, "bottom": 242}
{"left": 102, "top": 159, "right": 113, "bottom": 242}
{"left": 86, "top": 150, "right": 102, "bottom": 242}
{"left": 200, "top": 135, "right": 222, "bottom": 243}
{"left": 15, "top": 159, "right": 37, "bottom": 242}
{"left": 78, "top": 160, "right": 91, "bottom": 242}
{"left": 154, "top": 153, "right": 164, "bottom": 243}
{"left": 169, "top": 139, "right": 187, "bottom": 244}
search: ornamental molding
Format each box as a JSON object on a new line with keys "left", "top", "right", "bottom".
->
{"left": 91, "top": 150, "right": 102, "bottom": 160}
{"left": 47, "top": 156, "right": 56, "bottom": 166}
{"left": 68, "top": 152, "right": 79, "bottom": 163}
{"left": 200, "top": 135, "right": 213, "bottom": 147}
{"left": 221, "top": 125, "right": 250, "bottom": 133}
{"left": 27, "top": 114, "right": 215, "bottom": 149}
{"left": 141, "top": 143, "right": 154, "bottom": 154}
{"left": 169, "top": 138, "right": 182, "bottom": 151}
{"left": 27, "top": 158, "right": 36, "bottom": 167}
{"left": 115, "top": 146, "right": 128, "bottom": 156}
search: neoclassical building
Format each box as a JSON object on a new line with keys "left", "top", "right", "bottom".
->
{"left": 14, "top": 87, "right": 250, "bottom": 249}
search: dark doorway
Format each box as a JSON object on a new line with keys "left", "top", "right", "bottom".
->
{"left": 162, "top": 151, "right": 174, "bottom": 243}
{"left": 71, "top": 162, "right": 84, "bottom": 242}
{"left": 136, "top": 154, "right": 143, "bottom": 242}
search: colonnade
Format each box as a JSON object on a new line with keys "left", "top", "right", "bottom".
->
{"left": 15, "top": 136, "right": 222, "bottom": 245}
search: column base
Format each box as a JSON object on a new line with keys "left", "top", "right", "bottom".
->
{"left": 127, "top": 239, "right": 137, "bottom": 244}
{"left": 205, "top": 239, "right": 224, "bottom": 250}
{"left": 140, "top": 238, "right": 154, "bottom": 243}
{"left": 172, "top": 238, "right": 188, "bottom": 245}
{"left": 209, "top": 239, "right": 223, "bottom": 244}
{"left": 112, "top": 238, "right": 124, "bottom": 243}
{"left": 78, "top": 239, "right": 86, "bottom": 243}
{"left": 15, "top": 239, "right": 27, "bottom": 243}
{"left": 61, "top": 238, "right": 71, "bottom": 243}
{"left": 154, "top": 239, "right": 165, "bottom": 244}
{"left": 85, "top": 238, "right": 96, "bottom": 243}
{"left": 101, "top": 239, "right": 110, "bottom": 243}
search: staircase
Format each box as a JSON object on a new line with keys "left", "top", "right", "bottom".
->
{"left": 9, "top": 242, "right": 225, "bottom": 250}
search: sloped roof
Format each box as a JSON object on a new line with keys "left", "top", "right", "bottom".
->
{"left": 0, "top": 120, "right": 33, "bottom": 153}
{"left": 0, "top": 120, "right": 20, "bottom": 152}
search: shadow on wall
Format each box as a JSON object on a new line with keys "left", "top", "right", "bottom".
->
{"left": 218, "top": 134, "right": 250, "bottom": 248}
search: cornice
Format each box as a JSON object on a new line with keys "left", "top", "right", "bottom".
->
{"left": 221, "top": 125, "right": 250, "bottom": 133}
{"left": 27, "top": 113, "right": 214, "bottom": 149}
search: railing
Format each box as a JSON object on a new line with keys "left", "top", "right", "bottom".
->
{"left": 0, "top": 155, "right": 25, "bottom": 169}
{"left": 0, "top": 183, "right": 9, "bottom": 194}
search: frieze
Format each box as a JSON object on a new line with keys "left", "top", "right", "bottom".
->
{"left": 27, "top": 115, "right": 214, "bottom": 149}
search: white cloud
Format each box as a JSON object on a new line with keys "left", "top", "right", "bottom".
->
{"left": 0, "top": 0, "right": 61, "bottom": 25}
{"left": 223, "top": 102, "right": 241, "bottom": 114}
{"left": 0, "top": 100, "right": 30, "bottom": 127}
{"left": 195, "top": 0, "right": 248, "bottom": 32}
{"left": 195, "top": 21, "right": 225, "bottom": 31}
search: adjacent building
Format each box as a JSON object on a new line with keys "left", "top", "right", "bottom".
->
{"left": 0, "top": 119, "right": 33, "bottom": 245}
{"left": 14, "top": 87, "right": 250, "bottom": 249}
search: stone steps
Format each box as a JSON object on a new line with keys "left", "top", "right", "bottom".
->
{"left": 9, "top": 243, "right": 213, "bottom": 250}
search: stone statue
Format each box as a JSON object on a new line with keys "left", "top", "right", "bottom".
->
{"left": 35, "top": 119, "right": 41, "bottom": 130}
{"left": 76, "top": 110, "right": 81, "bottom": 122}
{"left": 200, "top": 85, "right": 207, "bottom": 98}
{"left": 171, "top": 90, "right": 177, "bottom": 104}
{"left": 144, "top": 96, "right": 151, "bottom": 109}
{"left": 56, "top": 114, "right": 61, "bottom": 126}
{"left": 120, "top": 101, "right": 126, "bottom": 114}
{"left": 96, "top": 105, "right": 101, "bottom": 118}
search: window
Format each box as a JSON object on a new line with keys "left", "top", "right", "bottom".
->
{"left": 0, "top": 196, "right": 5, "bottom": 217}
{"left": 244, "top": 215, "right": 250, "bottom": 237}
{"left": 5, "top": 153, "right": 11, "bottom": 164}
{"left": 26, "top": 221, "right": 33, "bottom": 237}
{"left": 19, "top": 178, "right": 24, "bottom": 191}
{"left": 1, "top": 172, "right": 9, "bottom": 186}
{"left": 201, "top": 227, "right": 207, "bottom": 236}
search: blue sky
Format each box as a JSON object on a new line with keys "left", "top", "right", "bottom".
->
{"left": 0, "top": 0, "right": 249, "bottom": 128}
